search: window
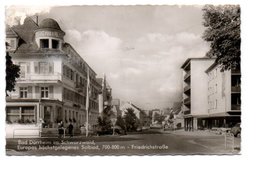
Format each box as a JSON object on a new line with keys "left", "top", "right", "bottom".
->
{"left": 41, "top": 87, "right": 49, "bottom": 98}
{"left": 52, "top": 39, "right": 59, "bottom": 49}
{"left": 40, "top": 39, "right": 49, "bottom": 48}
{"left": 6, "top": 38, "right": 17, "bottom": 50}
{"left": 39, "top": 62, "right": 49, "bottom": 74}
{"left": 10, "top": 39, "right": 15, "bottom": 49}
{"left": 6, "top": 106, "right": 36, "bottom": 124}
{"left": 20, "top": 87, "right": 28, "bottom": 98}
{"left": 19, "top": 62, "right": 26, "bottom": 78}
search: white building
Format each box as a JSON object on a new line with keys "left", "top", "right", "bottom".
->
{"left": 181, "top": 57, "right": 215, "bottom": 131}
{"left": 5, "top": 17, "right": 100, "bottom": 137}
{"left": 181, "top": 57, "right": 241, "bottom": 131}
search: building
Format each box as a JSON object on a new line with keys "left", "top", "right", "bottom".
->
{"left": 203, "top": 62, "right": 241, "bottom": 129}
{"left": 97, "top": 75, "right": 113, "bottom": 115}
{"left": 181, "top": 57, "right": 241, "bottom": 131}
{"left": 181, "top": 57, "right": 215, "bottom": 131}
{"left": 120, "top": 102, "right": 147, "bottom": 126}
{"left": 111, "top": 99, "right": 121, "bottom": 117}
{"left": 5, "top": 17, "right": 100, "bottom": 137}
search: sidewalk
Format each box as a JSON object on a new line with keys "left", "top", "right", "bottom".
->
{"left": 167, "top": 129, "right": 221, "bottom": 137}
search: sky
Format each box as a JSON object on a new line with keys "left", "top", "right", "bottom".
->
{"left": 5, "top": 5, "right": 210, "bottom": 110}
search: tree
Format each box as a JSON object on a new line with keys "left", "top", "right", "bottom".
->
{"left": 123, "top": 108, "right": 138, "bottom": 132}
{"left": 116, "top": 115, "right": 127, "bottom": 134}
{"left": 6, "top": 42, "right": 20, "bottom": 96}
{"left": 202, "top": 5, "right": 240, "bottom": 71}
{"left": 97, "top": 106, "right": 112, "bottom": 133}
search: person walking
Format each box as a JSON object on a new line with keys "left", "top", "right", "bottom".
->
{"left": 58, "top": 121, "right": 64, "bottom": 138}
{"left": 68, "top": 122, "right": 74, "bottom": 137}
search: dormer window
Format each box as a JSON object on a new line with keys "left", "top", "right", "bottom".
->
{"left": 40, "top": 39, "right": 49, "bottom": 48}
{"left": 6, "top": 38, "right": 17, "bottom": 51}
{"left": 52, "top": 39, "right": 59, "bottom": 49}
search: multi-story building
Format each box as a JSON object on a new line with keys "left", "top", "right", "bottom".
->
{"left": 181, "top": 57, "right": 241, "bottom": 131}
{"left": 181, "top": 58, "right": 215, "bottom": 131}
{"left": 5, "top": 17, "right": 99, "bottom": 137}
{"left": 203, "top": 62, "right": 241, "bottom": 129}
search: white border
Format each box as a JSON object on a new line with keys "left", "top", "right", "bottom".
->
{"left": 1, "top": 1, "right": 260, "bottom": 180}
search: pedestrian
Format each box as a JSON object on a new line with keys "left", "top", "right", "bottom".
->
{"left": 68, "top": 122, "right": 74, "bottom": 137}
{"left": 58, "top": 121, "right": 64, "bottom": 138}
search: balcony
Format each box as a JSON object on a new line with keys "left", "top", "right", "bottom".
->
{"left": 231, "top": 69, "right": 241, "bottom": 74}
{"left": 21, "top": 73, "right": 62, "bottom": 82}
{"left": 184, "top": 97, "right": 190, "bottom": 104}
{"left": 75, "top": 83, "right": 84, "bottom": 93}
{"left": 184, "top": 85, "right": 191, "bottom": 93}
{"left": 184, "top": 71, "right": 191, "bottom": 81}
{"left": 231, "top": 104, "right": 241, "bottom": 110}
{"left": 184, "top": 110, "right": 191, "bottom": 115}
{"left": 231, "top": 86, "right": 241, "bottom": 93}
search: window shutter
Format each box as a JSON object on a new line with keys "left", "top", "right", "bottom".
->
{"left": 34, "top": 62, "right": 39, "bottom": 73}
{"left": 49, "top": 86, "right": 54, "bottom": 99}
{"left": 28, "top": 86, "right": 32, "bottom": 98}
{"left": 49, "top": 62, "right": 54, "bottom": 74}
{"left": 35, "top": 86, "right": 40, "bottom": 98}
{"left": 27, "top": 63, "right": 30, "bottom": 74}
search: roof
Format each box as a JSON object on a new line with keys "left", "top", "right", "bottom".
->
{"left": 39, "top": 18, "right": 62, "bottom": 31}
{"left": 6, "top": 26, "right": 19, "bottom": 38}
{"left": 181, "top": 57, "right": 214, "bottom": 69}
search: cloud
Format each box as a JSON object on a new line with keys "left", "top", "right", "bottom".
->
{"left": 65, "top": 29, "right": 122, "bottom": 60}
{"left": 63, "top": 29, "right": 209, "bottom": 109}
{"left": 5, "top": 6, "right": 51, "bottom": 26}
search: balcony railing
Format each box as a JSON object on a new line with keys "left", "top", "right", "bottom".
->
{"left": 231, "top": 86, "right": 241, "bottom": 93}
{"left": 231, "top": 69, "right": 241, "bottom": 74}
{"left": 184, "top": 110, "right": 191, "bottom": 115}
{"left": 20, "top": 73, "right": 62, "bottom": 81}
{"left": 75, "top": 83, "right": 84, "bottom": 92}
{"left": 184, "top": 85, "right": 191, "bottom": 92}
{"left": 231, "top": 104, "right": 241, "bottom": 110}
{"left": 184, "top": 71, "right": 191, "bottom": 80}
{"left": 184, "top": 97, "right": 190, "bottom": 104}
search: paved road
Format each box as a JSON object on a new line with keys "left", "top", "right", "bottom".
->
{"left": 6, "top": 130, "right": 240, "bottom": 156}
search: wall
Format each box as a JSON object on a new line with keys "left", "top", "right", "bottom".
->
{"left": 208, "top": 66, "right": 231, "bottom": 114}
{"left": 190, "top": 59, "right": 214, "bottom": 116}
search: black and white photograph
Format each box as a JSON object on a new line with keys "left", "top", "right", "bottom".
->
{"left": 3, "top": 1, "right": 260, "bottom": 180}
{"left": 4, "top": 4, "right": 242, "bottom": 156}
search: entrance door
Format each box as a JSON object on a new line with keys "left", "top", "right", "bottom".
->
{"left": 44, "top": 106, "right": 52, "bottom": 128}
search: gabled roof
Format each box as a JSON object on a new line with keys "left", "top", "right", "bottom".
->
{"left": 6, "top": 26, "right": 19, "bottom": 38}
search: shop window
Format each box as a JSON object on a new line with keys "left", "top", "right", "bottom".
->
{"left": 40, "top": 39, "right": 49, "bottom": 48}
{"left": 6, "top": 106, "right": 35, "bottom": 124}
{"left": 52, "top": 39, "right": 59, "bottom": 49}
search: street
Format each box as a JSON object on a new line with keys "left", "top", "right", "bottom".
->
{"left": 6, "top": 129, "right": 241, "bottom": 156}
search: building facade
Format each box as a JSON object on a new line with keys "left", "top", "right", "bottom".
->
{"left": 5, "top": 17, "right": 100, "bottom": 137}
{"left": 181, "top": 57, "right": 241, "bottom": 131}
{"left": 181, "top": 58, "right": 215, "bottom": 131}
{"left": 203, "top": 63, "right": 241, "bottom": 129}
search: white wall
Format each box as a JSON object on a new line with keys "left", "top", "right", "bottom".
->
{"left": 191, "top": 59, "right": 214, "bottom": 116}
{"left": 208, "top": 67, "right": 231, "bottom": 114}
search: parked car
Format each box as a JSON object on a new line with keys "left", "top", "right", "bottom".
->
{"left": 150, "top": 124, "right": 162, "bottom": 129}
{"left": 231, "top": 123, "right": 241, "bottom": 137}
